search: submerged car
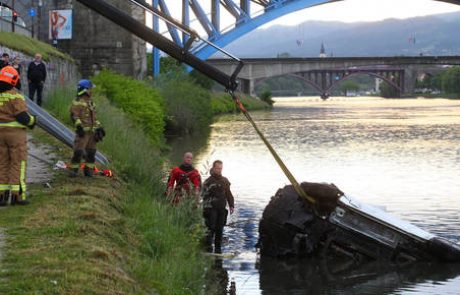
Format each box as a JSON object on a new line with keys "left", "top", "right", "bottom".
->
{"left": 258, "top": 182, "right": 460, "bottom": 263}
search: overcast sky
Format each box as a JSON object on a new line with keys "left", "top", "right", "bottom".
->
{"left": 147, "top": 0, "right": 460, "bottom": 30}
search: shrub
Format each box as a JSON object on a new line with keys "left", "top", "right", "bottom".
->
{"left": 155, "top": 75, "right": 213, "bottom": 134}
{"left": 210, "top": 92, "right": 271, "bottom": 115}
{"left": 92, "top": 70, "right": 166, "bottom": 144}
{"left": 259, "top": 89, "right": 274, "bottom": 106}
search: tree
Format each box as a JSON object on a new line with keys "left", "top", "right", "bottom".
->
{"left": 190, "top": 69, "right": 215, "bottom": 90}
{"left": 441, "top": 66, "right": 460, "bottom": 97}
{"left": 380, "top": 81, "right": 399, "bottom": 98}
{"left": 339, "top": 80, "right": 360, "bottom": 96}
{"left": 259, "top": 89, "right": 274, "bottom": 105}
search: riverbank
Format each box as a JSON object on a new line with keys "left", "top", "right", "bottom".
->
{"left": 0, "top": 93, "right": 216, "bottom": 294}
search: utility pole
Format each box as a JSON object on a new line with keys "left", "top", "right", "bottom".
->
{"left": 11, "top": 0, "right": 15, "bottom": 32}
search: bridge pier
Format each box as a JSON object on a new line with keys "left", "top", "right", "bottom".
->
{"left": 238, "top": 78, "right": 255, "bottom": 97}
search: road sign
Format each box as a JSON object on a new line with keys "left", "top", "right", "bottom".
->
{"left": 29, "top": 8, "right": 36, "bottom": 17}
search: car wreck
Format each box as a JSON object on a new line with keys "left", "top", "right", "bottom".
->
{"left": 258, "top": 182, "right": 460, "bottom": 263}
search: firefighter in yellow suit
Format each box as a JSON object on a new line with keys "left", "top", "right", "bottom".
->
{"left": 0, "top": 66, "right": 36, "bottom": 206}
{"left": 69, "top": 79, "right": 105, "bottom": 177}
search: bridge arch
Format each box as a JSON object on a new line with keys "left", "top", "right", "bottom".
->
{"left": 254, "top": 73, "right": 324, "bottom": 96}
{"left": 326, "top": 71, "right": 402, "bottom": 94}
{"left": 253, "top": 70, "right": 404, "bottom": 98}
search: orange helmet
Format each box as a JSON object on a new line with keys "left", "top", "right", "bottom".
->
{"left": 0, "top": 66, "right": 20, "bottom": 87}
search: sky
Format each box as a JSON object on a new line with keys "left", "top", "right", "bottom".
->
{"left": 146, "top": 0, "right": 460, "bottom": 31}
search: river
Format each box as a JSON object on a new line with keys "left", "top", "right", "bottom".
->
{"left": 169, "top": 96, "right": 460, "bottom": 294}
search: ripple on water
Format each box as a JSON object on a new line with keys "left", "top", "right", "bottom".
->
{"left": 192, "top": 97, "right": 460, "bottom": 294}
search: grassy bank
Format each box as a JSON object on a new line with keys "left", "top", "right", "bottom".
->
{"left": 211, "top": 92, "right": 271, "bottom": 115}
{"left": 0, "top": 87, "right": 213, "bottom": 294}
{"left": 0, "top": 31, "right": 72, "bottom": 61}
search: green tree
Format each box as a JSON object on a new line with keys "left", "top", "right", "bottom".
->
{"left": 441, "top": 66, "right": 460, "bottom": 97}
{"left": 259, "top": 89, "right": 274, "bottom": 105}
{"left": 339, "top": 80, "right": 360, "bottom": 96}
{"left": 147, "top": 54, "right": 186, "bottom": 78}
{"left": 380, "top": 81, "right": 399, "bottom": 98}
{"left": 190, "top": 69, "right": 215, "bottom": 90}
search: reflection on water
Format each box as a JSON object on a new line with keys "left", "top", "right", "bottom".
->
{"left": 258, "top": 258, "right": 460, "bottom": 295}
{"left": 169, "top": 97, "right": 460, "bottom": 294}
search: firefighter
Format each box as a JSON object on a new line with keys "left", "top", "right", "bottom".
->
{"left": 0, "top": 66, "right": 36, "bottom": 206}
{"left": 166, "top": 152, "right": 201, "bottom": 204}
{"left": 69, "top": 79, "right": 105, "bottom": 177}
{"left": 202, "top": 160, "right": 235, "bottom": 253}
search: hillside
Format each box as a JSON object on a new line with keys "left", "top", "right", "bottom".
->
{"left": 221, "top": 11, "right": 460, "bottom": 57}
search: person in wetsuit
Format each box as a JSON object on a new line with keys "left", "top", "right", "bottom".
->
{"left": 202, "top": 160, "right": 235, "bottom": 254}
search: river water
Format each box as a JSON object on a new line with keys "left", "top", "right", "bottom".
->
{"left": 170, "top": 96, "right": 460, "bottom": 294}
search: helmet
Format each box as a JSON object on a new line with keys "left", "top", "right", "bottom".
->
{"left": 77, "top": 79, "right": 95, "bottom": 96}
{"left": 0, "top": 66, "right": 19, "bottom": 87}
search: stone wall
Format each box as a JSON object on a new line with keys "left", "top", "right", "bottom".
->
{"left": 37, "top": 0, "right": 147, "bottom": 79}
{"left": 0, "top": 45, "right": 79, "bottom": 101}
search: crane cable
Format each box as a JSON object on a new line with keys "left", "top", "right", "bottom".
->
{"left": 230, "top": 92, "right": 316, "bottom": 205}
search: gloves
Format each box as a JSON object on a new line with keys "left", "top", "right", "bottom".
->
{"left": 95, "top": 127, "right": 106, "bottom": 142}
{"left": 28, "top": 115, "right": 37, "bottom": 129}
{"left": 76, "top": 125, "right": 85, "bottom": 137}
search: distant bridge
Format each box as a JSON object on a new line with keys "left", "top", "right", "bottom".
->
{"left": 208, "top": 56, "right": 460, "bottom": 97}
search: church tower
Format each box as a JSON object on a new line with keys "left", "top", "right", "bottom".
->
{"left": 319, "top": 42, "right": 327, "bottom": 58}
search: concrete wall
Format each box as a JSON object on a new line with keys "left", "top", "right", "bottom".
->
{"left": 0, "top": 45, "right": 78, "bottom": 101}
{"left": 36, "top": 0, "right": 146, "bottom": 79}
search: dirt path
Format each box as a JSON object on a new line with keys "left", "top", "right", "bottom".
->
{"left": 0, "top": 136, "right": 55, "bottom": 261}
{"left": 27, "top": 136, "right": 55, "bottom": 185}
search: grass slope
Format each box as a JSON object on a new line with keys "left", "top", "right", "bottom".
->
{"left": 0, "top": 31, "right": 72, "bottom": 61}
{"left": 0, "top": 89, "right": 213, "bottom": 294}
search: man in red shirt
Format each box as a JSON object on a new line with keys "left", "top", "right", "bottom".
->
{"left": 166, "top": 152, "right": 201, "bottom": 204}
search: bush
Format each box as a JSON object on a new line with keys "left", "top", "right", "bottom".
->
{"left": 259, "top": 89, "right": 274, "bottom": 106}
{"left": 441, "top": 66, "right": 460, "bottom": 97}
{"left": 380, "top": 81, "right": 399, "bottom": 98}
{"left": 92, "top": 70, "right": 166, "bottom": 144}
{"left": 155, "top": 75, "right": 213, "bottom": 134}
{"left": 210, "top": 92, "right": 271, "bottom": 114}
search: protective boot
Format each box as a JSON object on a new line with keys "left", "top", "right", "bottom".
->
{"left": 69, "top": 168, "right": 79, "bottom": 178}
{"left": 0, "top": 191, "right": 8, "bottom": 206}
{"left": 11, "top": 193, "right": 29, "bottom": 206}
{"left": 83, "top": 166, "right": 93, "bottom": 177}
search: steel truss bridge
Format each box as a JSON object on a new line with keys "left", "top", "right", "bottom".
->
{"left": 150, "top": 0, "right": 460, "bottom": 74}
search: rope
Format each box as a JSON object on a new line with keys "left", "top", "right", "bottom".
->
{"left": 230, "top": 92, "right": 316, "bottom": 205}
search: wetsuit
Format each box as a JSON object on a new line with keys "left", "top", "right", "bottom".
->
{"left": 202, "top": 172, "right": 235, "bottom": 253}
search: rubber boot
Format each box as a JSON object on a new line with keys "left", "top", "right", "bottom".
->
{"left": 69, "top": 168, "right": 79, "bottom": 178}
{"left": 83, "top": 166, "right": 93, "bottom": 177}
{"left": 0, "top": 192, "right": 7, "bottom": 206}
{"left": 11, "top": 193, "right": 29, "bottom": 206}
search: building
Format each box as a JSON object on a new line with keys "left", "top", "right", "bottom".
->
{"left": 32, "top": 0, "right": 146, "bottom": 78}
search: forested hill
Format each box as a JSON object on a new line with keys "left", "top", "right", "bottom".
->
{"left": 221, "top": 11, "right": 460, "bottom": 58}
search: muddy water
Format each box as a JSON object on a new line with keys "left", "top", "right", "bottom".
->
{"left": 169, "top": 96, "right": 460, "bottom": 294}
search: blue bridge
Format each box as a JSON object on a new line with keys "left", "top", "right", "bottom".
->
{"left": 151, "top": 0, "right": 460, "bottom": 73}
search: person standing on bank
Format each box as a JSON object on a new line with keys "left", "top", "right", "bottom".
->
{"left": 11, "top": 56, "right": 22, "bottom": 90}
{"left": 69, "top": 79, "right": 105, "bottom": 177}
{"left": 0, "top": 53, "right": 10, "bottom": 69}
{"left": 202, "top": 160, "right": 235, "bottom": 254}
{"left": 0, "top": 66, "right": 36, "bottom": 206}
{"left": 27, "top": 53, "right": 46, "bottom": 106}
{"left": 166, "top": 152, "right": 201, "bottom": 204}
